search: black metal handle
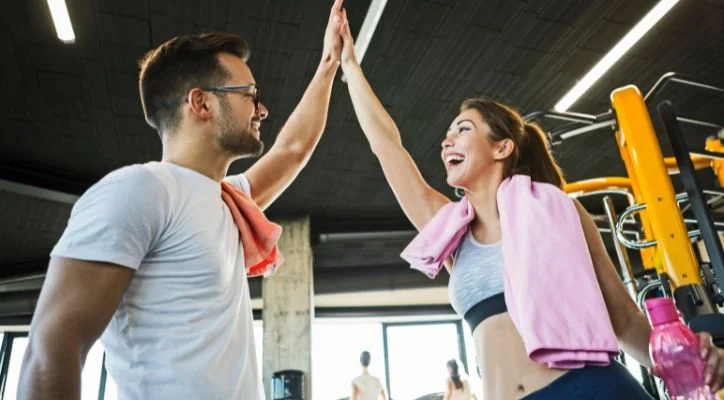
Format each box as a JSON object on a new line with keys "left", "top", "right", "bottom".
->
{"left": 525, "top": 72, "right": 724, "bottom": 147}
{"left": 645, "top": 72, "right": 724, "bottom": 102}
{"left": 522, "top": 110, "right": 598, "bottom": 124}
{"left": 688, "top": 287, "right": 704, "bottom": 307}
{"left": 658, "top": 101, "right": 724, "bottom": 289}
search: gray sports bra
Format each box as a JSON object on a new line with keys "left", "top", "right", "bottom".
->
{"left": 448, "top": 229, "right": 507, "bottom": 330}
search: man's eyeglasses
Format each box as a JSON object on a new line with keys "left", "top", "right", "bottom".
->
{"left": 202, "top": 84, "right": 260, "bottom": 110}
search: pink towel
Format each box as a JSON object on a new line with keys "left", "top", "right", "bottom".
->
{"left": 398, "top": 199, "right": 474, "bottom": 278}
{"left": 221, "top": 181, "right": 284, "bottom": 278}
{"left": 400, "top": 175, "right": 619, "bottom": 369}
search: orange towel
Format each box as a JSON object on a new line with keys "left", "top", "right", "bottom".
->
{"left": 221, "top": 181, "right": 284, "bottom": 278}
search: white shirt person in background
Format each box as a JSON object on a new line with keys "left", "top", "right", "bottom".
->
{"left": 351, "top": 351, "right": 387, "bottom": 400}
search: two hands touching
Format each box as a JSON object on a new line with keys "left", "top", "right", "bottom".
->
{"left": 321, "top": 0, "right": 346, "bottom": 67}
{"left": 321, "top": 0, "right": 359, "bottom": 70}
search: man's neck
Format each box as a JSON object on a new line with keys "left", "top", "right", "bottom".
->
{"left": 162, "top": 135, "right": 235, "bottom": 182}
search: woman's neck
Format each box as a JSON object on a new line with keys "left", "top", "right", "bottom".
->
{"left": 466, "top": 173, "right": 503, "bottom": 225}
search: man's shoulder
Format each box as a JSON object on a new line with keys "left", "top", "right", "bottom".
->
{"left": 79, "top": 162, "right": 170, "bottom": 205}
{"left": 100, "top": 162, "right": 157, "bottom": 183}
{"left": 97, "top": 162, "right": 171, "bottom": 191}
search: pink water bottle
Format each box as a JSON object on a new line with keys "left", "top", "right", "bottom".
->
{"left": 645, "top": 297, "right": 714, "bottom": 400}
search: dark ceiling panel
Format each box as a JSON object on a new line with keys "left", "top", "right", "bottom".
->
{"left": 519, "top": 18, "right": 570, "bottom": 53}
{"left": 394, "top": 0, "right": 451, "bottom": 35}
{"left": 1, "top": 0, "right": 723, "bottom": 274}
{"left": 102, "top": 44, "right": 149, "bottom": 73}
{"left": 580, "top": 19, "right": 630, "bottom": 53}
{"left": 470, "top": 0, "right": 522, "bottom": 32}
{"left": 97, "top": 13, "right": 150, "bottom": 46}
{"left": 537, "top": 0, "right": 591, "bottom": 25}
{"left": 96, "top": 0, "right": 150, "bottom": 20}
{"left": 497, "top": 47, "right": 547, "bottom": 77}
{"left": 606, "top": 0, "right": 659, "bottom": 25}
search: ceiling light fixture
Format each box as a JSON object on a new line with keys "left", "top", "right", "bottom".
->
{"left": 342, "top": 0, "right": 388, "bottom": 82}
{"left": 47, "top": 0, "right": 75, "bottom": 44}
{"left": 554, "top": 0, "right": 679, "bottom": 112}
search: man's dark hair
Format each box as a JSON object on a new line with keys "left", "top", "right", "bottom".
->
{"left": 138, "top": 32, "right": 250, "bottom": 134}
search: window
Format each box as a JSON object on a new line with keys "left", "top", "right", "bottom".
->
{"left": 254, "top": 321, "right": 263, "bottom": 376}
{"left": 462, "top": 322, "right": 483, "bottom": 399}
{"left": 384, "top": 321, "right": 464, "bottom": 400}
{"left": 81, "top": 342, "right": 104, "bottom": 399}
{"left": 0, "top": 317, "right": 481, "bottom": 400}
{"left": 4, "top": 336, "right": 28, "bottom": 400}
{"left": 1, "top": 334, "right": 106, "bottom": 400}
{"left": 312, "top": 320, "right": 386, "bottom": 400}
{"left": 104, "top": 369, "right": 118, "bottom": 400}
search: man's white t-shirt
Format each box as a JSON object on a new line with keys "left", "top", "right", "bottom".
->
{"left": 352, "top": 374, "right": 383, "bottom": 400}
{"left": 51, "top": 162, "right": 263, "bottom": 400}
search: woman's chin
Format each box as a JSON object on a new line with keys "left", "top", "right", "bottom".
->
{"left": 446, "top": 176, "right": 465, "bottom": 188}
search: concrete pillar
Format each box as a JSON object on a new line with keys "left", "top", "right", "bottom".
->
{"left": 262, "top": 216, "right": 314, "bottom": 399}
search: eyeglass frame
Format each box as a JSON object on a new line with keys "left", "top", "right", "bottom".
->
{"left": 201, "top": 84, "right": 260, "bottom": 110}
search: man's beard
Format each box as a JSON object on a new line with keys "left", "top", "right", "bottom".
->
{"left": 217, "top": 97, "right": 264, "bottom": 157}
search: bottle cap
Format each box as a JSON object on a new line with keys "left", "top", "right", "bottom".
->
{"left": 644, "top": 297, "right": 680, "bottom": 326}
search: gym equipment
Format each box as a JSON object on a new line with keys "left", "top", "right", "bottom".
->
{"left": 271, "top": 369, "right": 305, "bottom": 400}
{"left": 526, "top": 72, "right": 724, "bottom": 399}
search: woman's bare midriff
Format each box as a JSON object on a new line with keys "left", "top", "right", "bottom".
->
{"left": 473, "top": 312, "right": 569, "bottom": 399}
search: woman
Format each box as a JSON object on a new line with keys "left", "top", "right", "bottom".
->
{"left": 351, "top": 351, "right": 387, "bottom": 400}
{"left": 444, "top": 359, "right": 477, "bottom": 400}
{"left": 336, "top": 10, "right": 724, "bottom": 400}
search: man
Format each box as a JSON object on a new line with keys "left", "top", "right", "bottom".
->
{"left": 17, "top": 1, "right": 346, "bottom": 399}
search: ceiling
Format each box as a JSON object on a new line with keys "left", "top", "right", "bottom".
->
{"left": 1, "top": 0, "right": 723, "bottom": 304}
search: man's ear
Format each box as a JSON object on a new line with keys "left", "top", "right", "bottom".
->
{"left": 186, "top": 88, "right": 213, "bottom": 121}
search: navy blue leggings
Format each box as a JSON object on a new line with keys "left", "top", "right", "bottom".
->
{"left": 522, "top": 361, "right": 655, "bottom": 399}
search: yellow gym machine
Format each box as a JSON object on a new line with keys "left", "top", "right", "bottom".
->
{"left": 527, "top": 72, "right": 724, "bottom": 399}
